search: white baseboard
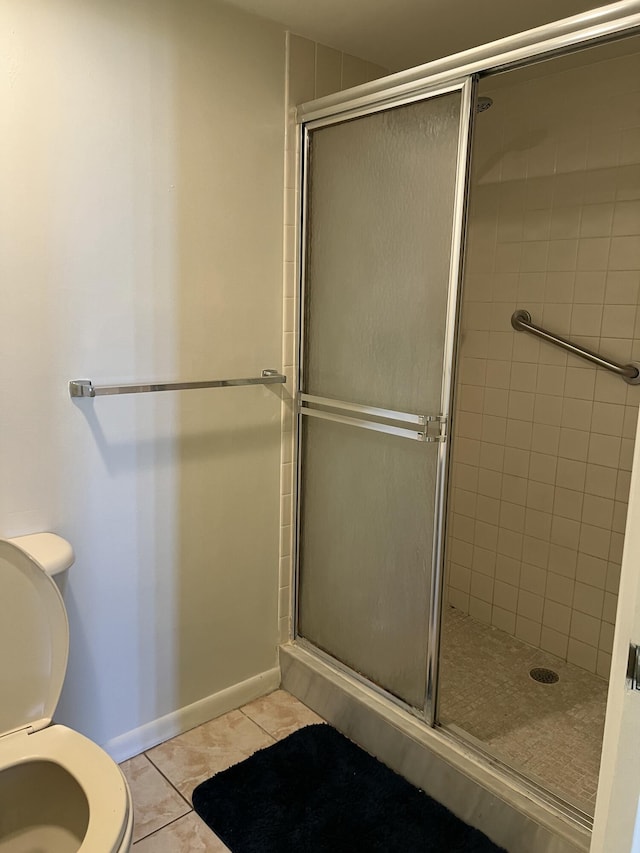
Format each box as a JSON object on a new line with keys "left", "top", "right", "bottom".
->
{"left": 102, "top": 666, "right": 281, "bottom": 763}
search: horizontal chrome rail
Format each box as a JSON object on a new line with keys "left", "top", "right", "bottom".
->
{"left": 300, "top": 407, "right": 443, "bottom": 442}
{"left": 298, "top": 392, "right": 446, "bottom": 442}
{"left": 299, "top": 393, "right": 445, "bottom": 426}
{"left": 69, "top": 369, "right": 286, "bottom": 398}
{"left": 511, "top": 310, "right": 640, "bottom": 385}
{"left": 300, "top": 409, "right": 443, "bottom": 442}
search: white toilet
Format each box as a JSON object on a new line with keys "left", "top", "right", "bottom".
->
{"left": 0, "top": 534, "right": 133, "bottom": 852}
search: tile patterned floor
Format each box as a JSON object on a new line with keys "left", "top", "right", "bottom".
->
{"left": 122, "top": 637, "right": 604, "bottom": 847}
{"left": 120, "top": 690, "right": 322, "bottom": 849}
{"left": 438, "top": 606, "right": 608, "bottom": 814}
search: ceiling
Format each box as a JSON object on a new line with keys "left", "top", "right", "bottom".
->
{"left": 223, "top": 0, "right": 608, "bottom": 70}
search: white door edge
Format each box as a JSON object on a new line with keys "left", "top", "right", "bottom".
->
{"left": 591, "top": 413, "right": 640, "bottom": 852}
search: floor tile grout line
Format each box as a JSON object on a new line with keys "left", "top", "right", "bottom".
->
{"left": 125, "top": 697, "right": 327, "bottom": 849}
{"left": 238, "top": 706, "right": 281, "bottom": 742}
{"left": 140, "top": 707, "right": 279, "bottom": 806}
{"left": 132, "top": 810, "right": 194, "bottom": 845}
{"left": 142, "top": 751, "right": 194, "bottom": 809}
{"left": 240, "top": 692, "right": 325, "bottom": 741}
{"left": 129, "top": 695, "right": 320, "bottom": 844}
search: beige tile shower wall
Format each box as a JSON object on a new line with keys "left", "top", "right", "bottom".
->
{"left": 446, "top": 47, "right": 640, "bottom": 678}
{"left": 278, "top": 36, "right": 388, "bottom": 643}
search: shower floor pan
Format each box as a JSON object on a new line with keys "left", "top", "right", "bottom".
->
{"left": 438, "top": 606, "right": 607, "bottom": 816}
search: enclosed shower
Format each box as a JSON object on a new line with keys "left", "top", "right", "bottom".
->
{"left": 439, "top": 38, "right": 640, "bottom": 817}
{"left": 288, "top": 16, "right": 640, "bottom": 848}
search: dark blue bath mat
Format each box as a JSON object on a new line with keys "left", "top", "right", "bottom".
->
{"left": 192, "top": 723, "right": 506, "bottom": 852}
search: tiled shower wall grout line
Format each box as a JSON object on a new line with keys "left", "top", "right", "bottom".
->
{"left": 277, "top": 34, "right": 388, "bottom": 643}
{"left": 445, "top": 45, "right": 640, "bottom": 677}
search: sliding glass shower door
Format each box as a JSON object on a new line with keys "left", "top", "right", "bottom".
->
{"left": 296, "top": 83, "right": 473, "bottom": 712}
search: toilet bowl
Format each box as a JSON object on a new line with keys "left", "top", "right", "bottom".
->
{"left": 0, "top": 537, "right": 133, "bottom": 852}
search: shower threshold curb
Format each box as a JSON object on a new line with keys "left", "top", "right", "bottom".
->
{"left": 280, "top": 642, "right": 589, "bottom": 853}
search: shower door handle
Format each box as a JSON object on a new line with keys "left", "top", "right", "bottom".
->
{"left": 298, "top": 393, "right": 447, "bottom": 443}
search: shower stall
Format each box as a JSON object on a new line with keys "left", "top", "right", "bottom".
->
{"left": 284, "top": 6, "right": 640, "bottom": 851}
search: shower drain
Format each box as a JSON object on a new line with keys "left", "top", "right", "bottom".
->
{"left": 529, "top": 667, "right": 559, "bottom": 684}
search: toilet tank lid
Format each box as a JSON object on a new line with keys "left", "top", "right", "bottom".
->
{"left": 7, "top": 533, "right": 75, "bottom": 576}
{"left": 0, "top": 540, "right": 69, "bottom": 739}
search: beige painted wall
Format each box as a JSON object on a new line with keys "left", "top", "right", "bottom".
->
{"left": 446, "top": 41, "right": 640, "bottom": 678}
{"left": 1, "top": 0, "right": 286, "bottom": 752}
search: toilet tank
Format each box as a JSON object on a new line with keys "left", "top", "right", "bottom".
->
{"left": 7, "top": 533, "right": 75, "bottom": 577}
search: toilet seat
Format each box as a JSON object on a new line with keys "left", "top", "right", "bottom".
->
{"left": 0, "top": 539, "right": 132, "bottom": 851}
{"left": 0, "top": 539, "right": 69, "bottom": 738}
{"left": 0, "top": 725, "right": 133, "bottom": 852}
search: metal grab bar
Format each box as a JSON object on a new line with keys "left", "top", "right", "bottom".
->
{"left": 511, "top": 310, "right": 640, "bottom": 385}
{"left": 69, "top": 369, "right": 286, "bottom": 398}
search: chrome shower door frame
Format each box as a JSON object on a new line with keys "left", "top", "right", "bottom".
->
{"left": 292, "top": 75, "right": 476, "bottom": 725}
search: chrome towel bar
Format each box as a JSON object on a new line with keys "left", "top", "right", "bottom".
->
{"left": 69, "top": 369, "right": 286, "bottom": 398}
{"left": 298, "top": 392, "right": 447, "bottom": 442}
{"left": 511, "top": 310, "right": 640, "bottom": 385}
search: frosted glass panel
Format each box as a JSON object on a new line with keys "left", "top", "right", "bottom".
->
{"left": 298, "top": 91, "right": 464, "bottom": 710}
{"left": 298, "top": 417, "right": 436, "bottom": 708}
{"left": 304, "top": 93, "right": 461, "bottom": 413}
